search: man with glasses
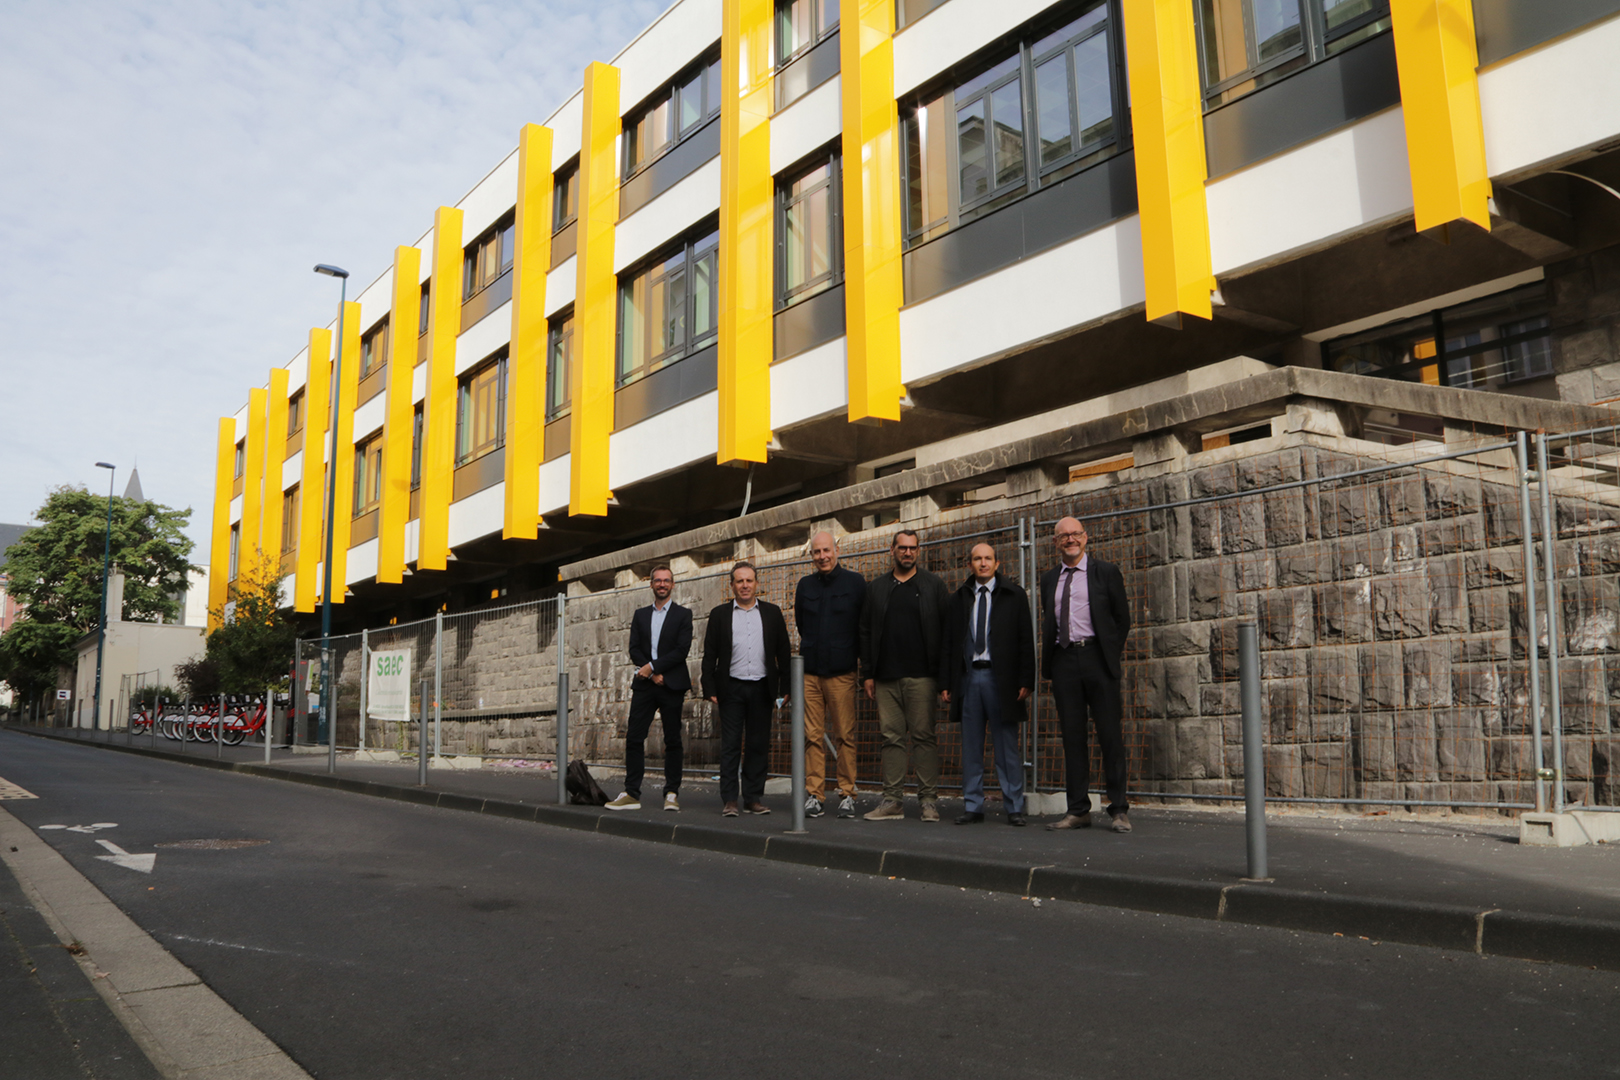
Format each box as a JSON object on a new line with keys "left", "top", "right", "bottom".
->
{"left": 859, "top": 529, "right": 949, "bottom": 821}
{"left": 795, "top": 531, "right": 866, "bottom": 819}
{"left": 606, "top": 564, "right": 692, "bottom": 812}
{"left": 1041, "top": 517, "right": 1133, "bottom": 833}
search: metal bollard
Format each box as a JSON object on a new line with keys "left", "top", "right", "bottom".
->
{"left": 556, "top": 672, "right": 570, "bottom": 805}
{"left": 265, "top": 694, "right": 274, "bottom": 766}
{"left": 418, "top": 679, "right": 429, "bottom": 786}
{"left": 790, "top": 657, "right": 806, "bottom": 833}
{"left": 1238, "top": 623, "right": 1269, "bottom": 881}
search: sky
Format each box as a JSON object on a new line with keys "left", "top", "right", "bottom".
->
{"left": 0, "top": 0, "right": 666, "bottom": 560}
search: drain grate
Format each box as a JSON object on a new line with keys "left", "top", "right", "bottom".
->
{"left": 154, "top": 839, "right": 270, "bottom": 850}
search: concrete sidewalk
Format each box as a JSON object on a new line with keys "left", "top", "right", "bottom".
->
{"left": 14, "top": 725, "right": 1620, "bottom": 971}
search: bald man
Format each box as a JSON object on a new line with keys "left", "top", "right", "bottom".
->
{"left": 794, "top": 531, "right": 866, "bottom": 818}
{"left": 1041, "top": 517, "right": 1133, "bottom": 833}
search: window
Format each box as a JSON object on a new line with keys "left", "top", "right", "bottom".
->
{"left": 624, "top": 53, "right": 723, "bottom": 178}
{"left": 352, "top": 436, "right": 383, "bottom": 516}
{"left": 228, "top": 524, "right": 240, "bottom": 582}
{"left": 410, "top": 405, "right": 424, "bottom": 490}
{"left": 286, "top": 391, "right": 304, "bottom": 436}
{"left": 463, "top": 217, "right": 516, "bottom": 301}
{"left": 233, "top": 441, "right": 245, "bottom": 478}
{"left": 547, "top": 312, "right": 573, "bottom": 420}
{"left": 281, "top": 487, "right": 299, "bottom": 553}
{"left": 456, "top": 355, "right": 507, "bottom": 465}
{"left": 1197, "top": 0, "right": 1390, "bottom": 106}
{"left": 419, "top": 282, "right": 431, "bottom": 336}
{"left": 902, "top": 1, "right": 1125, "bottom": 246}
{"left": 360, "top": 319, "right": 390, "bottom": 380}
{"left": 553, "top": 162, "right": 579, "bottom": 231}
{"left": 618, "top": 227, "right": 720, "bottom": 385}
{"left": 778, "top": 152, "right": 841, "bottom": 306}
{"left": 778, "top": 0, "right": 838, "bottom": 66}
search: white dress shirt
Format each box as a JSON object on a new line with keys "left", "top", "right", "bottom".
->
{"left": 970, "top": 576, "right": 997, "bottom": 663}
{"left": 729, "top": 601, "right": 767, "bottom": 680}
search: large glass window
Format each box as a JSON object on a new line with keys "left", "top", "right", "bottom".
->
{"left": 778, "top": 152, "right": 841, "bottom": 306}
{"left": 624, "top": 53, "right": 723, "bottom": 178}
{"left": 280, "top": 487, "right": 299, "bottom": 554}
{"left": 228, "top": 524, "right": 240, "bottom": 582}
{"left": 359, "top": 319, "right": 389, "bottom": 380}
{"left": 233, "top": 441, "right": 245, "bottom": 478}
{"left": 1197, "top": 0, "right": 1389, "bottom": 106}
{"left": 618, "top": 228, "right": 720, "bottom": 385}
{"left": 777, "top": 0, "right": 838, "bottom": 66}
{"left": 410, "top": 406, "right": 424, "bottom": 490}
{"left": 286, "top": 391, "right": 304, "bottom": 436}
{"left": 456, "top": 356, "right": 507, "bottom": 466}
{"left": 553, "top": 162, "right": 579, "bottom": 231}
{"left": 902, "top": 0, "right": 1125, "bottom": 246}
{"left": 418, "top": 282, "right": 431, "bottom": 336}
{"left": 547, "top": 312, "right": 573, "bottom": 420}
{"left": 463, "top": 218, "right": 516, "bottom": 300}
{"left": 352, "top": 436, "right": 383, "bottom": 516}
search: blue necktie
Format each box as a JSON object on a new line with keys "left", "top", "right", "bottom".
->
{"left": 973, "top": 586, "right": 988, "bottom": 658}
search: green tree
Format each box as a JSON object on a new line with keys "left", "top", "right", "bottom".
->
{"left": 206, "top": 550, "right": 296, "bottom": 695}
{"left": 0, "top": 485, "right": 195, "bottom": 704}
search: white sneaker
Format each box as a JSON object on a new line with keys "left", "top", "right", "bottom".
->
{"left": 604, "top": 793, "right": 640, "bottom": 811}
{"left": 837, "top": 794, "right": 856, "bottom": 819}
{"left": 664, "top": 792, "right": 680, "bottom": 812}
{"left": 805, "top": 795, "right": 825, "bottom": 818}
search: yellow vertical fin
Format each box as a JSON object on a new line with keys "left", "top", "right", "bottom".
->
{"left": 420, "top": 206, "right": 465, "bottom": 568}
{"left": 379, "top": 246, "right": 422, "bottom": 583}
{"left": 327, "top": 301, "right": 362, "bottom": 600}
{"left": 295, "top": 328, "right": 332, "bottom": 613}
{"left": 241, "top": 387, "right": 268, "bottom": 573}
{"left": 207, "top": 418, "right": 235, "bottom": 630}
{"left": 262, "top": 368, "right": 290, "bottom": 582}
{"left": 506, "top": 123, "right": 554, "bottom": 538}
{"left": 1391, "top": 0, "right": 1491, "bottom": 233}
{"left": 570, "top": 62, "right": 621, "bottom": 517}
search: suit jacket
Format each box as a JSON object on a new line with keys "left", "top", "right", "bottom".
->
{"left": 941, "top": 573, "right": 1036, "bottom": 727}
{"left": 701, "top": 600, "right": 792, "bottom": 701}
{"left": 1040, "top": 555, "right": 1130, "bottom": 681}
{"left": 628, "top": 601, "right": 693, "bottom": 692}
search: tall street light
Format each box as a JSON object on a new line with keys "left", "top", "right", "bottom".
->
{"left": 314, "top": 264, "right": 349, "bottom": 770}
{"left": 92, "top": 462, "right": 115, "bottom": 736}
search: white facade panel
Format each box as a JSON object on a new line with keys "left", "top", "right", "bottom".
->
{"left": 549, "top": 93, "right": 584, "bottom": 168}
{"left": 412, "top": 360, "right": 426, "bottom": 404}
{"left": 1479, "top": 16, "right": 1620, "bottom": 180}
{"left": 352, "top": 394, "right": 385, "bottom": 442}
{"left": 286, "top": 348, "right": 308, "bottom": 394}
{"left": 404, "top": 518, "right": 419, "bottom": 565}
{"left": 608, "top": 391, "right": 718, "bottom": 489}
{"left": 614, "top": 156, "right": 722, "bottom": 273}
{"left": 460, "top": 150, "right": 521, "bottom": 243}
{"left": 356, "top": 267, "right": 395, "bottom": 332}
{"left": 456, "top": 302, "right": 513, "bottom": 376}
{"left": 547, "top": 256, "right": 577, "bottom": 316}
{"left": 893, "top": 0, "right": 1059, "bottom": 97}
{"left": 899, "top": 215, "right": 1145, "bottom": 386}
{"left": 448, "top": 482, "right": 506, "bottom": 547}
{"left": 770, "top": 76, "right": 841, "bottom": 174}
{"left": 232, "top": 407, "right": 247, "bottom": 433}
{"left": 346, "top": 537, "right": 379, "bottom": 586}
{"left": 229, "top": 495, "right": 243, "bottom": 525}
{"left": 771, "top": 336, "right": 847, "bottom": 428}
{"left": 282, "top": 451, "right": 303, "bottom": 492}
{"left": 539, "top": 456, "right": 570, "bottom": 515}
{"left": 418, "top": 232, "right": 435, "bottom": 283}
{"left": 616, "top": 0, "right": 722, "bottom": 111}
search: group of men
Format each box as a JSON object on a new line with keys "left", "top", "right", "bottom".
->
{"left": 603, "top": 518, "right": 1133, "bottom": 832}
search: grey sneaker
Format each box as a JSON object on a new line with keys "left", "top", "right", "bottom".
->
{"left": 863, "top": 798, "right": 904, "bottom": 821}
{"left": 805, "top": 795, "right": 825, "bottom": 818}
{"left": 604, "top": 793, "right": 640, "bottom": 811}
{"left": 837, "top": 794, "right": 856, "bottom": 819}
{"left": 920, "top": 800, "right": 940, "bottom": 823}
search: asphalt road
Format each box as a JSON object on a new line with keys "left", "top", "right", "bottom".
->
{"left": 3, "top": 731, "right": 1617, "bottom": 1080}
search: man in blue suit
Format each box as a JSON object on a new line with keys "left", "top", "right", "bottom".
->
{"left": 606, "top": 564, "right": 693, "bottom": 812}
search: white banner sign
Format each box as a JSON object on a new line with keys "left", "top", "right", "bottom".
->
{"left": 367, "top": 648, "right": 413, "bottom": 722}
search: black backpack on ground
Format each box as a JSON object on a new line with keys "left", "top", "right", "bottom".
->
{"left": 565, "top": 759, "right": 610, "bottom": 806}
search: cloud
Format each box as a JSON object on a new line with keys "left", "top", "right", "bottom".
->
{"left": 0, "top": 0, "right": 665, "bottom": 555}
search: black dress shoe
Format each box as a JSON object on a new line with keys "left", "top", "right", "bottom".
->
{"left": 1006, "top": 812, "right": 1027, "bottom": 826}
{"left": 954, "top": 811, "right": 985, "bottom": 825}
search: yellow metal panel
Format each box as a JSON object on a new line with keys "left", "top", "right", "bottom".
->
{"left": 1123, "top": 0, "right": 1215, "bottom": 324}
{"left": 570, "top": 62, "right": 621, "bottom": 517}
{"left": 840, "top": 0, "right": 904, "bottom": 422}
{"left": 207, "top": 418, "right": 235, "bottom": 630}
{"left": 327, "top": 300, "right": 362, "bottom": 599}
{"left": 378, "top": 246, "right": 422, "bottom": 583}
{"left": 240, "top": 387, "right": 268, "bottom": 576}
{"left": 718, "top": 0, "right": 775, "bottom": 463}
{"left": 1391, "top": 0, "right": 1490, "bottom": 233}
{"left": 505, "top": 123, "right": 554, "bottom": 538}
{"left": 262, "top": 368, "right": 290, "bottom": 580}
{"left": 420, "top": 206, "right": 464, "bottom": 567}
{"left": 294, "top": 328, "right": 332, "bottom": 613}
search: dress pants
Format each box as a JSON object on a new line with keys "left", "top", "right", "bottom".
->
{"left": 718, "top": 676, "right": 772, "bottom": 804}
{"left": 1051, "top": 643, "right": 1128, "bottom": 815}
{"left": 958, "top": 666, "right": 1024, "bottom": 814}
{"left": 624, "top": 679, "right": 685, "bottom": 799}
{"left": 804, "top": 671, "right": 858, "bottom": 801}
{"left": 875, "top": 677, "right": 939, "bottom": 801}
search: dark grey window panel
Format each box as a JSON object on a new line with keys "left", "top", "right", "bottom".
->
{"left": 550, "top": 220, "right": 578, "bottom": 268}
{"left": 902, "top": 150, "right": 1137, "bottom": 305}
{"left": 1204, "top": 32, "right": 1398, "bottom": 179}
{"left": 459, "top": 268, "right": 514, "bottom": 333}
{"left": 451, "top": 444, "right": 505, "bottom": 502}
{"left": 896, "top": 0, "right": 949, "bottom": 30}
{"left": 614, "top": 343, "right": 719, "bottom": 429}
{"left": 775, "top": 31, "right": 841, "bottom": 113}
{"left": 619, "top": 116, "right": 722, "bottom": 219}
{"left": 775, "top": 283, "right": 845, "bottom": 361}
{"left": 1475, "top": 0, "right": 1620, "bottom": 64}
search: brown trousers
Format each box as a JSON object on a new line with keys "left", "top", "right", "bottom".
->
{"left": 804, "top": 672, "right": 859, "bottom": 800}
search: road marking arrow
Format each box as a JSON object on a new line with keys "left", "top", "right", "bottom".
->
{"left": 95, "top": 839, "right": 156, "bottom": 874}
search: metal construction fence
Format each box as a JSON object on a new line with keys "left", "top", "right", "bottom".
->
{"left": 287, "top": 426, "right": 1620, "bottom": 814}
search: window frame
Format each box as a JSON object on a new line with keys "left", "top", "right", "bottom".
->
{"left": 622, "top": 50, "right": 724, "bottom": 181}
{"left": 547, "top": 310, "right": 574, "bottom": 421}
{"left": 553, "top": 161, "right": 580, "bottom": 233}
{"left": 359, "top": 318, "right": 390, "bottom": 381}
{"left": 776, "top": 0, "right": 839, "bottom": 70}
{"left": 776, "top": 149, "right": 843, "bottom": 308}
{"left": 462, "top": 215, "right": 517, "bottom": 302}
{"left": 410, "top": 405, "right": 424, "bottom": 490}
{"left": 286, "top": 391, "right": 304, "bottom": 436}
{"left": 616, "top": 224, "right": 721, "bottom": 388}
{"left": 418, "top": 282, "right": 431, "bottom": 336}
{"left": 352, "top": 434, "right": 383, "bottom": 517}
{"left": 280, "top": 487, "right": 299, "bottom": 554}
{"left": 1195, "top": 0, "right": 1392, "bottom": 108}
{"left": 233, "top": 441, "right": 245, "bottom": 479}
{"left": 455, "top": 353, "right": 508, "bottom": 467}
{"left": 227, "top": 523, "right": 240, "bottom": 582}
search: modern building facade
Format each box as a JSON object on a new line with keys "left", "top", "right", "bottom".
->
{"left": 210, "top": 0, "right": 1620, "bottom": 630}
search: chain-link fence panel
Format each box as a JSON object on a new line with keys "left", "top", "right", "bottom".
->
{"left": 359, "top": 617, "right": 441, "bottom": 754}
{"left": 435, "top": 597, "right": 562, "bottom": 758}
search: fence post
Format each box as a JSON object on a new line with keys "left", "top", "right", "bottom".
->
{"left": 1239, "top": 622, "right": 1268, "bottom": 881}
{"left": 417, "top": 678, "right": 429, "bottom": 786}
{"left": 556, "top": 671, "right": 570, "bottom": 805}
{"left": 218, "top": 693, "right": 225, "bottom": 759}
{"left": 1535, "top": 433, "right": 1566, "bottom": 813}
{"left": 359, "top": 627, "right": 369, "bottom": 755}
{"left": 790, "top": 656, "right": 806, "bottom": 833}
{"left": 1515, "top": 432, "right": 1547, "bottom": 814}
{"left": 1018, "top": 517, "right": 1036, "bottom": 789}
{"left": 433, "top": 611, "right": 444, "bottom": 764}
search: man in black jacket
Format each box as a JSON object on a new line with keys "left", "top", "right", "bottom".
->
{"left": 794, "top": 532, "right": 865, "bottom": 819}
{"left": 606, "top": 565, "right": 692, "bottom": 812}
{"left": 702, "top": 562, "right": 792, "bottom": 817}
{"left": 941, "top": 542, "right": 1035, "bottom": 826}
{"left": 859, "top": 529, "right": 950, "bottom": 822}
{"left": 1040, "top": 517, "right": 1133, "bottom": 833}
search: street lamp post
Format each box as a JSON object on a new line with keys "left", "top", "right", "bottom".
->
{"left": 92, "top": 462, "right": 115, "bottom": 737}
{"left": 313, "top": 264, "right": 349, "bottom": 774}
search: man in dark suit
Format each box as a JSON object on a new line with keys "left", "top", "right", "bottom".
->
{"left": 1041, "top": 516, "right": 1133, "bottom": 833}
{"left": 606, "top": 564, "right": 692, "bottom": 812}
{"left": 702, "top": 561, "right": 792, "bottom": 817}
{"left": 941, "top": 542, "right": 1035, "bottom": 826}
